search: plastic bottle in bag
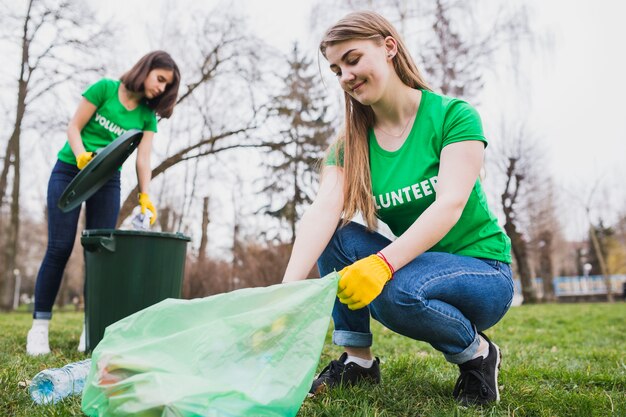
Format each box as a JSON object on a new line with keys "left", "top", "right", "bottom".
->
{"left": 30, "top": 359, "right": 92, "bottom": 404}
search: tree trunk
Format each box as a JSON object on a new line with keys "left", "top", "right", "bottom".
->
{"left": 0, "top": 134, "right": 17, "bottom": 308}
{"left": 230, "top": 218, "right": 240, "bottom": 292}
{"left": 1, "top": 127, "right": 21, "bottom": 310}
{"left": 0, "top": 0, "right": 32, "bottom": 310}
{"left": 589, "top": 224, "right": 614, "bottom": 302}
{"left": 159, "top": 206, "right": 172, "bottom": 232}
{"left": 0, "top": 93, "right": 27, "bottom": 310}
{"left": 500, "top": 157, "right": 537, "bottom": 304}
{"left": 539, "top": 231, "right": 556, "bottom": 302}
{"left": 198, "top": 197, "right": 209, "bottom": 263}
{"left": 0, "top": 137, "right": 16, "bottom": 209}
{"left": 291, "top": 158, "right": 297, "bottom": 246}
{"left": 504, "top": 221, "right": 537, "bottom": 304}
{"left": 0, "top": 0, "right": 30, "bottom": 210}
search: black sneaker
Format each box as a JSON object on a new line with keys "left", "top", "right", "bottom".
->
{"left": 453, "top": 332, "right": 501, "bottom": 406}
{"left": 309, "top": 352, "right": 381, "bottom": 396}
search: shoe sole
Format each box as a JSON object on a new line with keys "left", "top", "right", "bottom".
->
{"left": 307, "top": 371, "right": 380, "bottom": 399}
{"left": 27, "top": 349, "right": 51, "bottom": 356}
{"left": 26, "top": 340, "right": 51, "bottom": 356}
{"left": 307, "top": 381, "right": 327, "bottom": 398}
{"left": 493, "top": 343, "right": 501, "bottom": 402}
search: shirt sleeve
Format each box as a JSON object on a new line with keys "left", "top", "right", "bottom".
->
{"left": 144, "top": 112, "right": 158, "bottom": 133}
{"left": 324, "top": 141, "right": 344, "bottom": 167}
{"left": 442, "top": 101, "right": 487, "bottom": 148}
{"left": 81, "top": 78, "right": 111, "bottom": 107}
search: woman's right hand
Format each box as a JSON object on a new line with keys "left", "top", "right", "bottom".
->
{"left": 76, "top": 151, "right": 94, "bottom": 170}
{"left": 337, "top": 254, "right": 393, "bottom": 310}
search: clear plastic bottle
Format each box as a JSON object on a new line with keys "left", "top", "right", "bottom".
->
{"left": 131, "top": 205, "right": 152, "bottom": 230}
{"left": 30, "top": 359, "right": 92, "bottom": 404}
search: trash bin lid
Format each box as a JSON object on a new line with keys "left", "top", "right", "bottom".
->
{"left": 57, "top": 129, "right": 143, "bottom": 213}
{"left": 82, "top": 228, "right": 191, "bottom": 241}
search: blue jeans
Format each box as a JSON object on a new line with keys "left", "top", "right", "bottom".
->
{"left": 33, "top": 160, "right": 121, "bottom": 319}
{"left": 317, "top": 221, "right": 514, "bottom": 364}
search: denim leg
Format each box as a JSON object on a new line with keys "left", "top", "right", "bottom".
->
{"left": 34, "top": 161, "right": 81, "bottom": 318}
{"left": 370, "top": 252, "right": 514, "bottom": 364}
{"left": 317, "top": 222, "right": 392, "bottom": 348}
{"left": 83, "top": 171, "right": 120, "bottom": 313}
{"left": 317, "top": 221, "right": 514, "bottom": 364}
{"left": 85, "top": 171, "right": 120, "bottom": 229}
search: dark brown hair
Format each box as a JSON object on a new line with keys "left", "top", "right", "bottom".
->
{"left": 120, "top": 50, "right": 181, "bottom": 118}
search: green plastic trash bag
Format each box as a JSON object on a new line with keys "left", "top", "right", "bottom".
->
{"left": 82, "top": 272, "right": 339, "bottom": 417}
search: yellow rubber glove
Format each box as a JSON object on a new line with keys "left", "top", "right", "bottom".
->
{"left": 138, "top": 192, "right": 157, "bottom": 225}
{"left": 76, "top": 152, "right": 94, "bottom": 170}
{"left": 337, "top": 254, "right": 393, "bottom": 310}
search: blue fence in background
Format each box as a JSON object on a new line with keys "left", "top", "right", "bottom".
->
{"left": 513, "top": 274, "right": 626, "bottom": 299}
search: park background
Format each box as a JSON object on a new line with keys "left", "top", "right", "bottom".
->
{"left": 1, "top": 0, "right": 626, "bottom": 309}
{"left": 1, "top": 1, "right": 626, "bottom": 416}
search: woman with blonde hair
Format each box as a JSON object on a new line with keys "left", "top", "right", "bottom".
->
{"left": 282, "top": 11, "right": 513, "bottom": 405}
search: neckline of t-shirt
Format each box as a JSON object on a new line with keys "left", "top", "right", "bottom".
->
{"left": 370, "top": 89, "right": 428, "bottom": 157}
{"left": 115, "top": 80, "right": 142, "bottom": 112}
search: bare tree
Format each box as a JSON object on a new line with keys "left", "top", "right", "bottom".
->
{"left": 116, "top": 12, "right": 274, "bottom": 226}
{"left": 418, "top": 0, "right": 530, "bottom": 100}
{"left": 0, "top": 0, "right": 112, "bottom": 310}
{"left": 500, "top": 156, "right": 535, "bottom": 303}
{"left": 527, "top": 180, "right": 562, "bottom": 302}
{"left": 492, "top": 125, "right": 547, "bottom": 304}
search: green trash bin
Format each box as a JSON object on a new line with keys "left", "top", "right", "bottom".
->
{"left": 81, "top": 229, "right": 191, "bottom": 351}
{"left": 55, "top": 129, "right": 192, "bottom": 351}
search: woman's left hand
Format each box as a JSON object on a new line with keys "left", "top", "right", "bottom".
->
{"left": 337, "top": 254, "right": 393, "bottom": 310}
{"left": 138, "top": 192, "right": 157, "bottom": 225}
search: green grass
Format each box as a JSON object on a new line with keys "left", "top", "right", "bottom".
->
{"left": 2, "top": 303, "right": 625, "bottom": 416}
{"left": 1, "top": 311, "right": 86, "bottom": 416}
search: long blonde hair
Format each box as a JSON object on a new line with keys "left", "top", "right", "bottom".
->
{"left": 320, "top": 11, "right": 431, "bottom": 230}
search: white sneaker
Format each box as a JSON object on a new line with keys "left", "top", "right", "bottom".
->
{"left": 26, "top": 327, "right": 51, "bottom": 356}
{"left": 77, "top": 325, "right": 86, "bottom": 352}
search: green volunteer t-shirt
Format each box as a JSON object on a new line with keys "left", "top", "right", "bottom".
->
{"left": 326, "top": 89, "right": 511, "bottom": 263}
{"left": 57, "top": 78, "right": 158, "bottom": 166}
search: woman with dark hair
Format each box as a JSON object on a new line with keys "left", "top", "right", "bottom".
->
{"left": 282, "top": 12, "right": 513, "bottom": 406}
{"left": 26, "top": 50, "right": 181, "bottom": 355}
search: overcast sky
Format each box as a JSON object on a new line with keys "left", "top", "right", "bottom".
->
{"left": 31, "top": 0, "right": 626, "bottom": 240}
{"left": 483, "top": 0, "right": 626, "bottom": 183}
{"left": 85, "top": 0, "right": 626, "bottom": 181}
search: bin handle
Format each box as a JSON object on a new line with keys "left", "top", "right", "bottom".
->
{"left": 82, "top": 235, "right": 116, "bottom": 252}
